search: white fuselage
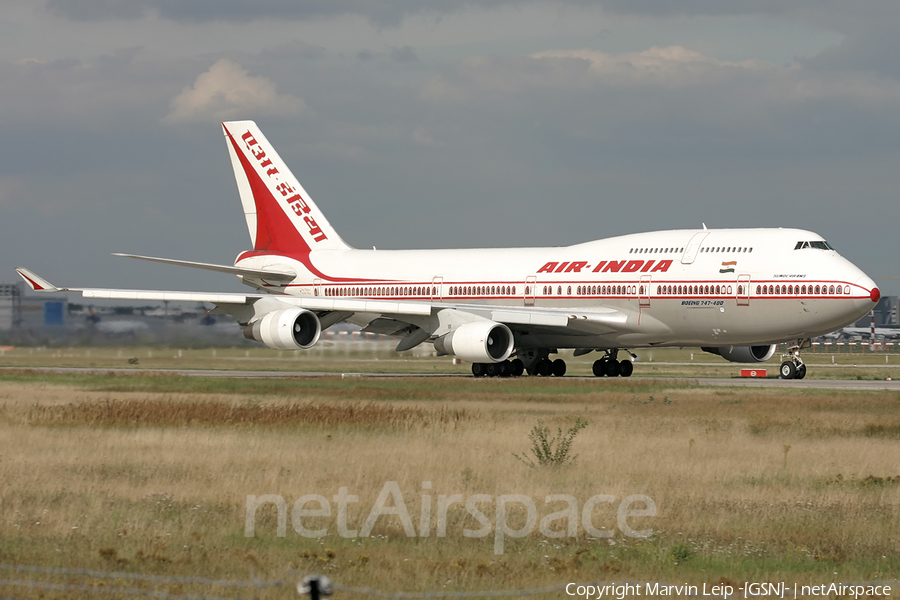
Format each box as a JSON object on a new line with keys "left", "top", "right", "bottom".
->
{"left": 235, "top": 227, "right": 877, "bottom": 350}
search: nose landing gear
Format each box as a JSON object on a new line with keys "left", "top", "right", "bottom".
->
{"left": 779, "top": 340, "right": 809, "bottom": 380}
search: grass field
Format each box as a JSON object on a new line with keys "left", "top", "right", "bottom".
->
{"left": 1, "top": 355, "right": 898, "bottom": 599}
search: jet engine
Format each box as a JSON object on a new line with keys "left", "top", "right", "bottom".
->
{"left": 701, "top": 344, "right": 777, "bottom": 363}
{"left": 243, "top": 308, "right": 321, "bottom": 350}
{"left": 433, "top": 321, "right": 514, "bottom": 363}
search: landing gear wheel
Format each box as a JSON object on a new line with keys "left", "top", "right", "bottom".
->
{"left": 605, "top": 359, "right": 621, "bottom": 377}
{"left": 796, "top": 364, "right": 807, "bottom": 380}
{"left": 551, "top": 359, "right": 567, "bottom": 377}
{"left": 537, "top": 359, "right": 553, "bottom": 377}
{"left": 498, "top": 361, "right": 511, "bottom": 377}
{"left": 510, "top": 359, "right": 525, "bottom": 377}
{"left": 472, "top": 363, "right": 486, "bottom": 377}
{"left": 592, "top": 358, "right": 608, "bottom": 377}
{"left": 486, "top": 362, "right": 499, "bottom": 377}
{"left": 618, "top": 359, "right": 634, "bottom": 378}
{"left": 780, "top": 361, "right": 797, "bottom": 379}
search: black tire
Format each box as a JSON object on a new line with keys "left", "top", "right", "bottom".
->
{"left": 618, "top": 359, "right": 634, "bottom": 377}
{"left": 551, "top": 359, "right": 567, "bottom": 377}
{"left": 510, "top": 358, "right": 525, "bottom": 377}
{"left": 472, "top": 363, "right": 486, "bottom": 377}
{"left": 498, "top": 361, "right": 510, "bottom": 377}
{"left": 486, "top": 362, "right": 499, "bottom": 377}
{"left": 592, "top": 359, "right": 607, "bottom": 377}
{"left": 605, "top": 359, "right": 620, "bottom": 377}
{"left": 780, "top": 361, "right": 796, "bottom": 379}
{"left": 796, "top": 364, "right": 807, "bottom": 380}
{"left": 537, "top": 359, "right": 552, "bottom": 377}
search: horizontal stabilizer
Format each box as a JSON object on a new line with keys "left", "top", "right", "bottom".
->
{"left": 113, "top": 253, "right": 296, "bottom": 282}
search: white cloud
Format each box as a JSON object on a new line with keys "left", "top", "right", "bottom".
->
{"left": 533, "top": 46, "right": 776, "bottom": 84}
{"left": 163, "top": 59, "right": 306, "bottom": 123}
{"left": 422, "top": 44, "right": 900, "bottom": 108}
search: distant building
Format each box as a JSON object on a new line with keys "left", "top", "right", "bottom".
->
{"left": 0, "top": 282, "right": 69, "bottom": 332}
{"left": 0, "top": 282, "right": 23, "bottom": 331}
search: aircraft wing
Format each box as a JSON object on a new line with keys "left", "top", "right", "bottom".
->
{"left": 15, "top": 267, "right": 642, "bottom": 341}
{"left": 14, "top": 268, "right": 431, "bottom": 316}
{"left": 436, "top": 302, "right": 630, "bottom": 334}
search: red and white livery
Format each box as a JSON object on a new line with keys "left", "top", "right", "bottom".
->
{"left": 17, "top": 121, "right": 880, "bottom": 379}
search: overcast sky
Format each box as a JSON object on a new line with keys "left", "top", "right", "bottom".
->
{"left": 1, "top": 0, "right": 898, "bottom": 296}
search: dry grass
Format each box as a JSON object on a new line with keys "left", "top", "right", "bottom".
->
{"left": 1, "top": 374, "right": 898, "bottom": 599}
{"left": 27, "top": 397, "right": 472, "bottom": 430}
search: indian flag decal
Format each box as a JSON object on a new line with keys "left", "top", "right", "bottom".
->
{"left": 719, "top": 261, "right": 737, "bottom": 274}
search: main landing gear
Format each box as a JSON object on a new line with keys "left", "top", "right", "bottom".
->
{"left": 779, "top": 340, "right": 809, "bottom": 380}
{"left": 471, "top": 348, "right": 637, "bottom": 378}
{"left": 471, "top": 358, "right": 525, "bottom": 378}
{"left": 591, "top": 349, "right": 635, "bottom": 378}
{"left": 521, "top": 349, "right": 567, "bottom": 377}
{"left": 471, "top": 349, "right": 567, "bottom": 378}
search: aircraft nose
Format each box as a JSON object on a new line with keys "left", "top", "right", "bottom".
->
{"left": 853, "top": 273, "right": 879, "bottom": 312}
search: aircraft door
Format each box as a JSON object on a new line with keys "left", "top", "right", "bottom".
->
{"left": 525, "top": 276, "right": 536, "bottom": 306}
{"left": 681, "top": 232, "right": 709, "bottom": 264}
{"left": 431, "top": 277, "right": 443, "bottom": 301}
{"left": 737, "top": 274, "right": 750, "bottom": 306}
{"left": 639, "top": 275, "right": 651, "bottom": 307}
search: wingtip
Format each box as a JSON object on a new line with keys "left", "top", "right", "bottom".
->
{"left": 15, "top": 268, "right": 59, "bottom": 292}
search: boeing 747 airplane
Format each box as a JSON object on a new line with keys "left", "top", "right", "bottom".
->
{"left": 16, "top": 121, "right": 879, "bottom": 379}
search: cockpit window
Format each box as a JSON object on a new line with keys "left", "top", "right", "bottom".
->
{"left": 794, "top": 241, "right": 833, "bottom": 250}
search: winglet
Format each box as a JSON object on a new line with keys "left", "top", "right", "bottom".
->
{"left": 15, "top": 268, "right": 60, "bottom": 292}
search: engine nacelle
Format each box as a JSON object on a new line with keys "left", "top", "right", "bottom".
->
{"left": 701, "top": 344, "right": 777, "bottom": 363}
{"left": 243, "top": 308, "right": 321, "bottom": 350}
{"left": 433, "top": 321, "right": 514, "bottom": 363}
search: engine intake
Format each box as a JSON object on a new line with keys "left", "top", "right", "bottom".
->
{"left": 433, "top": 321, "right": 514, "bottom": 363}
{"left": 243, "top": 308, "right": 321, "bottom": 350}
{"left": 701, "top": 344, "right": 776, "bottom": 363}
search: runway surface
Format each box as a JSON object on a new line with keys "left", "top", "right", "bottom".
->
{"left": 2, "top": 366, "right": 898, "bottom": 391}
